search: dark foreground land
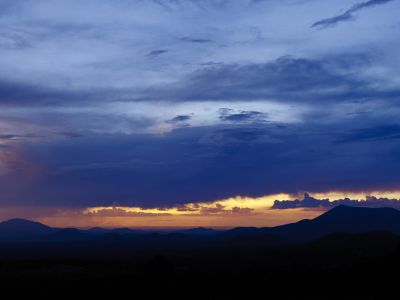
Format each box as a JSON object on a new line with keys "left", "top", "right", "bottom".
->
{"left": 2, "top": 205, "right": 400, "bottom": 299}
{"left": 1, "top": 239, "right": 400, "bottom": 299}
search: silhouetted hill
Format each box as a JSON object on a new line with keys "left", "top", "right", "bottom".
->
{"left": 85, "top": 227, "right": 142, "bottom": 236}
{"left": 310, "top": 230, "right": 400, "bottom": 251}
{"left": 172, "top": 227, "right": 220, "bottom": 236}
{"left": 137, "top": 233, "right": 165, "bottom": 241}
{"left": 134, "top": 232, "right": 190, "bottom": 244}
{"left": 43, "top": 228, "right": 94, "bottom": 240}
{"left": 85, "top": 227, "right": 112, "bottom": 235}
{"left": 6, "top": 231, "right": 39, "bottom": 240}
{"left": 227, "top": 234, "right": 291, "bottom": 246}
{"left": 0, "top": 228, "right": 9, "bottom": 237}
{"left": 111, "top": 228, "right": 142, "bottom": 236}
{"left": 220, "top": 205, "right": 400, "bottom": 241}
{"left": 218, "top": 227, "right": 261, "bottom": 238}
{"left": 0, "top": 218, "right": 58, "bottom": 235}
{"left": 97, "top": 232, "right": 129, "bottom": 241}
{"left": 311, "top": 232, "right": 353, "bottom": 245}
{"left": 165, "top": 233, "right": 190, "bottom": 241}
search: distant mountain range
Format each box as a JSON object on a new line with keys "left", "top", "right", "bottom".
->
{"left": 2, "top": 205, "right": 400, "bottom": 244}
{"left": 227, "top": 234, "right": 291, "bottom": 246}
{"left": 43, "top": 228, "right": 95, "bottom": 240}
{"left": 171, "top": 227, "right": 220, "bottom": 236}
{"left": 84, "top": 226, "right": 221, "bottom": 236}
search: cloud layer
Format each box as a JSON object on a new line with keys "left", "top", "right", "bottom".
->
{"left": 272, "top": 193, "right": 400, "bottom": 210}
{"left": 0, "top": 0, "right": 400, "bottom": 216}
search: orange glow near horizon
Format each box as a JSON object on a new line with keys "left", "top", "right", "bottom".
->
{"left": 2, "top": 191, "right": 400, "bottom": 229}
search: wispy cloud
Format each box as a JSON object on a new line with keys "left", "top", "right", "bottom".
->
{"left": 146, "top": 49, "right": 169, "bottom": 58}
{"left": 180, "top": 37, "right": 213, "bottom": 43}
{"left": 218, "top": 109, "right": 268, "bottom": 123}
{"left": 165, "top": 115, "right": 192, "bottom": 124}
{"left": 0, "top": 133, "right": 44, "bottom": 141}
{"left": 311, "top": 0, "right": 394, "bottom": 29}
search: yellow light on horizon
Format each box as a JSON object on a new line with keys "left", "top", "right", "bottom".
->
{"left": 82, "top": 193, "right": 295, "bottom": 216}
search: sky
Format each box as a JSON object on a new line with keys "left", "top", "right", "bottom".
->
{"left": 1, "top": 0, "right": 400, "bottom": 228}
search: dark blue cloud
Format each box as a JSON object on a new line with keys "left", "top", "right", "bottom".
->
{"left": 218, "top": 110, "right": 267, "bottom": 123}
{"left": 0, "top": 80, "right": 75, "bottom": 107}
{"left": 146, "top": 49, "right": 169, "bottom": 58}
{"left": 0, "top": 79, "right": 127, "bottom": 108}
{"left": 0, "top": 0, "right": 399, "bottom": 215}
{"left": 180, "top": 37, "right": 213, "bottom": 43}
{"left": 0, "top": 31, "right": 32, "bottom": 49}
{"left": 335, "top": 124, "right": 400, "bottom": 144}
{"left": 144, "top": 56, "right": 388, "bottom": 105}
{"left": 0, "top": 55, "right": 393, "bottom": 110}
{"left": 271, "top": 193, "right": 400, "bottom": 210}
{"left": 165, "top": 115, "right": 192, "bottom": 124}
{"left": 0, "top": 133, "right": 44, "bottom": 141}
{"left": 311, "top": 0, "right": 394, "bottom": 29}
{"left": 199, "top": 127, "right": 276, "bottom": 146}
{"left": 55, "top": 132, "right": 89, "bottom": 140}
{"left": 1, "top": 116, "right": 400, "bottom": 208}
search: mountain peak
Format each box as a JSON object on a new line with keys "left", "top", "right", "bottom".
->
{"left": 0, "top": 218, "right": 57, "bottom": 234}
{"left": 1, "top": 218, "right": 43, "bottom": 224}
{"left": 314, "top": 205, "right": 400, "bottom": 222}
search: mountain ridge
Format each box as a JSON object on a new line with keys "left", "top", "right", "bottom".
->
{"left": 219, "top": 205, "right": 400, "bottom": 241}
{"left": 3, "top": 205, "right": 400, "bottom": 242}
{"left": 0, "top": 218, "right": 60, "bottom": 235}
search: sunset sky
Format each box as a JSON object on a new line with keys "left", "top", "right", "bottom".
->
{"left": 1, "top": 0, "right": 400, "bottom": 228}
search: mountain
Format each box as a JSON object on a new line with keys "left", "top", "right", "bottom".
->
{"left": 220, "top": 205, "right": 400, "bottom": 241}
{"left": 85, "top": 227, "right": 112, "bottom": 235}
{"left": 0, "top": 228, "right": 9, "bottom": 237}
{"left": 310, "top": 230, "right": 400, "bottom": 252}
{"left": 227, "top": 234, "right": 291, "bottom": 246}
{"left": 137, "top": 233, "right": 165, "bottom": 241}
{"left": 135, "top": 232, "right": 190, "bottom": 244}
{"left": 172, "top": 227, "right": 221, "bottom": 236}
{"left": 97, "top": 232, "right": 129, "bottom": 241}
{"left": 85, "top": 227, "right": 142, "bottom": 236}
{"left": 165, "top": 233, "right": 190, "bottom": 241}
{"left": 218, "top": 227, "right": 261, "bottom": 238}
{"left": 5, "top": 231, "right": 39, "bottom": 240}
{"left": 43, "top": 228, "right": 94, "bottom": 240}
{"left": 0, "top": 218, "right": 59, "bottom": 235}
{"left": 111, "top": 228, "right": 142, "bottom": 236}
